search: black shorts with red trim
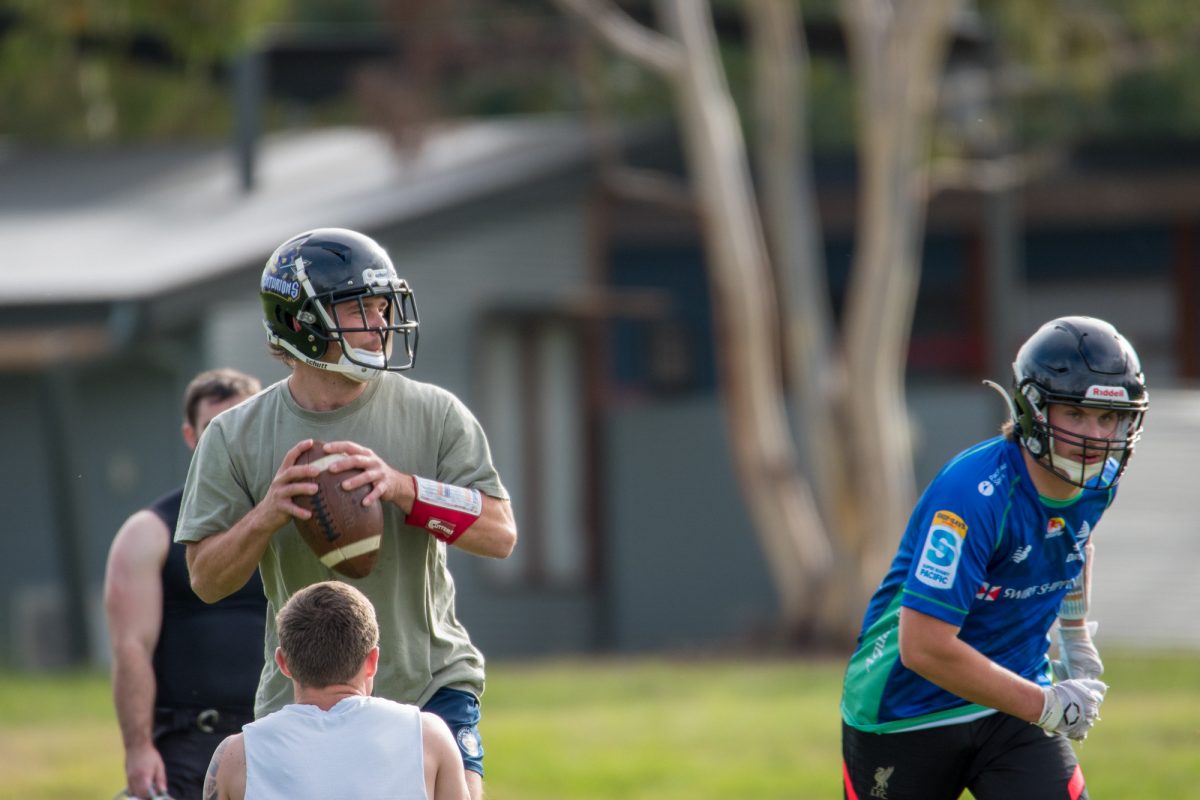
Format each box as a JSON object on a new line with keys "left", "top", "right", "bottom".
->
{"left": 842, "top": 714, "right": 1088, "bottom": 800}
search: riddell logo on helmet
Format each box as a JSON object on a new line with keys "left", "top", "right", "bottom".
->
{"left": 1086, "top": 385, "right": 1129, "bottom": 400}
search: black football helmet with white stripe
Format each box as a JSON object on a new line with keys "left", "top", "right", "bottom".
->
{"left": 260, "top": 228, "right": 419, "bottom": 381}
{"left": 1003, "top": 316, "right": 1148, "bottom": 489}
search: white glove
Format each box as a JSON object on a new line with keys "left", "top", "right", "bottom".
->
{"left": 1050, "top": 621, "right": 1104, "bottom": 681}
{"left": 1038, "top": 678, "right": 1108, "bottom": 740}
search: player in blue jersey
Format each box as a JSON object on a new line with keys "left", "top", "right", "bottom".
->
{"left": 841, "top": 317, "right": 1149, "bottom": 800}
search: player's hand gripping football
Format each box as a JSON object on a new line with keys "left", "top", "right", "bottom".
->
{"left": 321, "top": 440, "right": 410, "bottom": 509}
{"left": 1038, "top": 678, "right": 1108, "bottom": 740}
{"left": 256, "top": 439, "right": 321, "bottom": 531}
{"left": 1051, "top": 621, "right": 1104, "bottom": 681}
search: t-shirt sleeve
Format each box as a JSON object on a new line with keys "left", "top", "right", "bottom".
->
{"left": 436, "top": 394, "right": 509, "bottom": 500}
{"left": 899, "top": 484, "right": 999, "bottom": 628}
{"left": 174, "top": 420, "right": 256, "bottom": 544}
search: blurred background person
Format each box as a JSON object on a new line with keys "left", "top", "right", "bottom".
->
{"left": 104, "top": 368, "right": 266, "bottom": 800}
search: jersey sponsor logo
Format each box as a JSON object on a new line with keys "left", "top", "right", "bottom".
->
{"left": 915, "top": 510, "right": 967, "bottom": 589}
{"left": 1046, "top": 517, "right": 1066, "bottom": 538}
{"left": 933, "top": 509, "right": 967, "bottom": 536}
{"left": 1086, "top": 384, "right": 1130, "bottom": 401}
{"left": 1075, "top": 520, "right": 1091, "bottom": 542}
{"left": 864, "top": 625, "right": 894, "bottom": 672}
{"left": 977, "top": 480, "right": 994, "bottom": 496}
{"left": 1001, "top": 578, "right": 1075, "bottom": 601}
{"left": 975, "top": 582, "right": 1001, "bottom": 601}
{"left": 1066, "top": 550, "right": 1085, "bottom": 563}
{"left": 1011, "top": 545, "right": 1032, "bottom": 563}
{"left": 990, "top": 463, "right": 1009, "bottom": 481}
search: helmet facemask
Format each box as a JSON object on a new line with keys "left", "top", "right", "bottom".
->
{"left": 1014, "top": 382, "right": 1145, "bottom": 490}
{"left": 298, "top": 280, "right": 419, "bottom": 381}
{"left": 986, "top": 316, "right": 1149, "bottom": 492}
{"left": 261, "top": 228, "right": 420, "bottom": 381}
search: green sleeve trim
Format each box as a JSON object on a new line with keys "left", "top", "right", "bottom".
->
{"left": 902, "top": 589, "right": 968, "bottom": 616}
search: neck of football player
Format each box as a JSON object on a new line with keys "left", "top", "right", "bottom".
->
{"left": 292, "top": 679, "right": 370, "bottom": 712}
{"left": 291, "top": 651, "right": 377, "bottom": 712}
{"left": 288, "top": 360, "right": 370, "bottom": 412}
{"left": 1022, "top": 447, "right": 1083, "bottom": 501}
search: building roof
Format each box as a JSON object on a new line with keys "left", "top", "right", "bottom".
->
{"left": 0, "top": 117, "right": 595, "bottom": 307}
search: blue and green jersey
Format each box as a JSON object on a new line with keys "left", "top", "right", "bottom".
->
{"left": 841, "top": 437, "right": 1116, "bottom": 733}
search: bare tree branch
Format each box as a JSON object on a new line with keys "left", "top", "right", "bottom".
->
{"left": 551, "top": 0, "right": 684, "bottom": 75}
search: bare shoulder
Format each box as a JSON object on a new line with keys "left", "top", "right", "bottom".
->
{"left": 420, "top": 711, "right": 470, "bottom": 800}
{"left": 420, "top": 710, "right": 458, "bottom": 753}
{"left": 104, "top": 510, "right": 170, "bottom": 599}
{"left": 205, "top": 733, "right": 246, "bottom": 800}
{"left": 221, "top": 732, "right": 246, "bottom": 767}
{"left": 109, "top": 509, "right": 170, "bottom": 560}
{"left": 420, "top": 710, "right": 454, "bottom": 740}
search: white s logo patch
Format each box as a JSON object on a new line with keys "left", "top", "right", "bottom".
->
{"left": 915, "top": 510, "right": 967, "bottom": 589}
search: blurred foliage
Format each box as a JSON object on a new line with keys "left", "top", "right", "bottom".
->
{"left": 4, "top": 0, "right": 1200, "bottom": 150}
{"left": 977, "top": 0, "right": 1200, "bottom": 146}
{"left": 287, "top": 0, "right": 379, "bottom": 24}
{"left": 0, "top": 0, "right": 285, "bottom": 144}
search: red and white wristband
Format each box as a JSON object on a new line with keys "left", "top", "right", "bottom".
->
{"left": 406, "top": 475, "right": 483, "bottom": 544}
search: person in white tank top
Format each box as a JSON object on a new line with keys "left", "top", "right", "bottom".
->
{"left": 203, "top": 582, "right": 468, "bottom": 800}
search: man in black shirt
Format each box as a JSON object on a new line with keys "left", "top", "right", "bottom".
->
{"left": 104, "top": 368, "right": 266, "bottom": 800}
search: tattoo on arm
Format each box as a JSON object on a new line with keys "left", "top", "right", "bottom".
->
{"left": 203, "top": 738, "right": 229, "bottom": 800}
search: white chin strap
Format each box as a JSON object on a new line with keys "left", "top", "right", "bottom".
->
{"left": 1050, "top": 454, "right": 1106, "bottom": 486}
{"left": 337, "top": 347, "right": 386, "bottom": 382}
{"left": 269, "top": 329, "right": 384, "bottom": 382}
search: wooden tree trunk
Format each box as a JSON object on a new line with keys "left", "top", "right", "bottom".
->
{"left": 653, "top": 0, "right": 832, "bottom": 630}
{"left": 836, "top": 0, "right": 961, "bottom": 623}
{"left": 556, "top": 0, "right": 961, "bottom": 642}
{"left": 746, "top": 0, "right": 843, "bottom": 521}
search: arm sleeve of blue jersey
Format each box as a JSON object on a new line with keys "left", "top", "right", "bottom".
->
{"left": 900, "top": 488, "right": 997, "bottom": 627}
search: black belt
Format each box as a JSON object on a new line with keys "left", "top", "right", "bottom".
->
{"left": 154, "top": 707, "right": 254, "bottom": 735}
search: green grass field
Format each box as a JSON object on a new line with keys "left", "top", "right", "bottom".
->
{"left": 2, "top": 651, "right": 1197, "bottom": 799}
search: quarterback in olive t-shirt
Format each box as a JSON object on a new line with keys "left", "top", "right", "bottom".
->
{"left": 176, "top": 228, "right": 516, "bottom": 799}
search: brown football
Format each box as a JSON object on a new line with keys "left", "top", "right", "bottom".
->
{"left": 293, "top": 440, "right": 384, "bottom": 578}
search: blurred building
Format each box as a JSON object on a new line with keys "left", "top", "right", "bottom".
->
{"left": 1, "top": 114, "right": 1198, "bottom": 669}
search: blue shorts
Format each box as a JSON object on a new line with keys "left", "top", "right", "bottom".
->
{"left": 422, "top": 687, "right": 485, "bottom": 776}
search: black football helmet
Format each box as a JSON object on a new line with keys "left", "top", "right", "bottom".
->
{"left": 986, "top": 316, "right": 1148, "bottom": 490}
{"left": 260, "top": 228, "right": 419, "bottom": 380}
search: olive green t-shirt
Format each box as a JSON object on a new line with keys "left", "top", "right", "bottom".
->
{"left": 175, "top": 373, "right": 507, "bottom": 717}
